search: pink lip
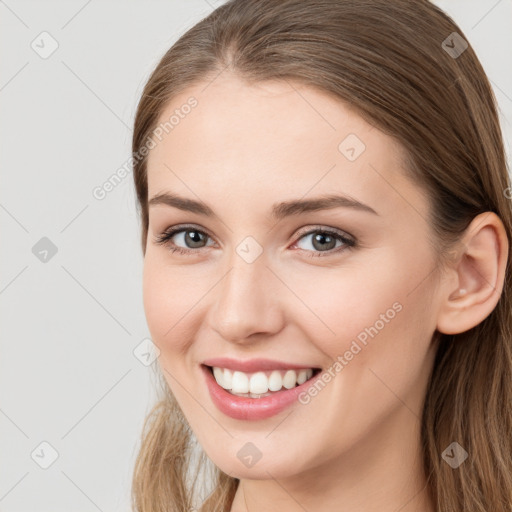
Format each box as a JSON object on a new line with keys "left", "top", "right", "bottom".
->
{"left": 201, "top": 357, "right": 318, "bottom": 373}
{"left": 201, "top": 364, "right": 323, "bottom": 421}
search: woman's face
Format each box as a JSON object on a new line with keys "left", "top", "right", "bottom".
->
{"left": 143, "top": 74, "right": 441, "bottom": 480}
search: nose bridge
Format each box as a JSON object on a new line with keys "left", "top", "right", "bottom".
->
{"left": 210, "top": 248, "right": 283, "bottom": 342}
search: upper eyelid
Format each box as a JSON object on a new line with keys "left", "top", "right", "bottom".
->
{"left": 163, "top": 224, "right": 215, "bottom": 243}
{"left": 294, "top": 225, "right": 353, "bottom": 240}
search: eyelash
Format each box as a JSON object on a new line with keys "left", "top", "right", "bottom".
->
{"left": 154, "top": 224, "right": 356, "bottom": 258}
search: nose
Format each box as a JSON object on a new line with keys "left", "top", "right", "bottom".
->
{"left": 209, "top": 255, "right": 285, "bottom": 344}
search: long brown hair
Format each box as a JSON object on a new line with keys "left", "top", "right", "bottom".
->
{"left": 130, "top": 1, "right": 512, "bottom": 510}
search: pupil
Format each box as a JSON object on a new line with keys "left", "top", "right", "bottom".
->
{"left": 313, "top": 233, "right": 335, "bottom": 251}
{"left": 185, "top": 230, "right": 205, "bottom": 248}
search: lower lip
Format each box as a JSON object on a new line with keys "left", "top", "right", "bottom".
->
{"left": 201, "top": 364, "right": 322, "bottom": 421}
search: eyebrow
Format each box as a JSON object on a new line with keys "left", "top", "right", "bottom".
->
{"left": 148, "top": 192, "right": 378, "bottom": 219}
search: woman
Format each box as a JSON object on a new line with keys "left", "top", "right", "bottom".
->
{"left": 130, "top": 0, "right": 512, "bottom": 510}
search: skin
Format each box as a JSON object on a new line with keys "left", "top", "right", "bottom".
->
{"left": 142, "top": 73, "right": 508, "bottom": 512}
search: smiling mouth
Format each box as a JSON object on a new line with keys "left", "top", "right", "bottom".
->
{"left": 204, "top": 364, "right": 322, "bottom": 398}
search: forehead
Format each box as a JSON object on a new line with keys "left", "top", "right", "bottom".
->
{"left": 145, "top": 74, "right": 428, "bottom": 221}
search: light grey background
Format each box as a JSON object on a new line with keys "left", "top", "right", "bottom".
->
{"left": 1, "top": 1, "right": 511, "bottom": 511}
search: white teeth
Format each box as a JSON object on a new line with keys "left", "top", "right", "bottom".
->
{"left": 211, "top": 366, "right": 317, "bottom": 395}
{"left": 213, "top": 367, "right": 225, "bottom": 388}
{"left": 249, "top": 372, "right": 268, "bottom": 394}
{"left": 231, "top": 371, "right": 249, "bottom": 393}
{"left": 268, "top": 370, "right": 283, "bottom": 391}
{"left": 222, "top": 368, "right": 233, "bottom": 390}
{"left": 297, "top": 369, "right": 308, "bottom": 385}
{"left": 282, "top": 370, "right": 297, "bottom": 389}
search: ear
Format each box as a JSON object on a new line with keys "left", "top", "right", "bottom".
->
{"left": 436, "top": 212, "right": 509, "bottom": 335}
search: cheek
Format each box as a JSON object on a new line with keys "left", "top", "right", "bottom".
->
{"left": 282, "top": 256, "right": 437, "bottom": 451}
{"left": 142, "top": 253, "right": 199, "bottom": 361}
{"left": 285, "top": 251, "right": 436, "bottom": 368}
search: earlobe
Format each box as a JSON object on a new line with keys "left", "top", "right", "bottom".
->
{"left": 436, "top": 212, "right": 509, "bottom": 335}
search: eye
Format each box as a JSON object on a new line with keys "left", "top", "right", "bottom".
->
{"left": 154, "top": 225, "right": 214, "bottom": 255}
{"left": 154, "top": 224, "right": 356, "bottom": 258}
{"left": 291, "top": 227, "right": 356, "bottom": 257}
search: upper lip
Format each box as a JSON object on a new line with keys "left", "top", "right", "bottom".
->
{"left": 202, "top": 357, "right": 320, "bottom": 373}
